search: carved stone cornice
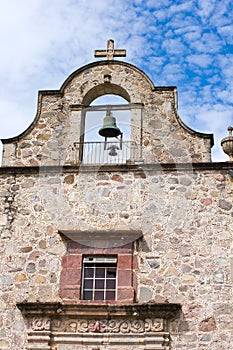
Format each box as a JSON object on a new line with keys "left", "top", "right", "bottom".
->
{"left": 17, "top": 302, "right": 181, "bottom": 350}
{"left": 17, "top": 302, "right": 180, "bottom": 318}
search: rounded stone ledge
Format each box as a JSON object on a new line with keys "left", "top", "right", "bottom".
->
{"left": 1, "top": 161, "right": 233, "bottom": 175}
{"left": 17, "top": 301, "right": 181, "bottom": 319}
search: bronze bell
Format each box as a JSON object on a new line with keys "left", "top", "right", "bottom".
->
{"left": 107, "top": 144, "right": 120, "bottom": 156}
{"left": 99, "top": 110, "right": 122, "bottom": 138}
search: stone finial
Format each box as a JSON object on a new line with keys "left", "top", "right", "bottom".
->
{"left": 221, "top": 126, "right": 233, "bottom": 161}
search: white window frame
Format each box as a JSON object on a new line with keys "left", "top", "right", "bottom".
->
{"left": 81, "top": 255, "right": 118, "bottom": 301}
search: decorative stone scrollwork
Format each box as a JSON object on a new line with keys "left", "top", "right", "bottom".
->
{"left": 31, "top": 317, "right": 164, "bottom": 334}
{"left": 57, "top": 319, "right": 88, "bottom": 333}
{"left": 78, "top": 320, "right": 89, "bottom": 333}
{"left": 88, "top": 320, "right": 106, "bottom": 333}
{"left": 31, "top": 318, "right": 50, "bottom": 331}
{"left": 106, "top": 320, "right": 116, "bottom": 333}
{"left": 119, "top": 321, "right": 131, "bottom": 333}
{"left": 130, "top": 320, "right": 145, "bottom": 333}
{"left": 145, "top": 318, "right": 164, "bottom": 332}
{"left": 57, "top": 318, "right": 163, "bottom": 333}
{"left": 65, "top": 322, "right": 78, "bottom": 332}
{"left": 108, "top": 319, "right": 159, "bottom": 333}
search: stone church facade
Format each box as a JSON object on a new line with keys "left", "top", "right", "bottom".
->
{"left": 0, "top": 40, "right": 232, "bottom": 349}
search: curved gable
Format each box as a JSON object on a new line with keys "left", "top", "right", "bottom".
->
{"left": 1, "top": 60, "right": 213, "bottom": 166}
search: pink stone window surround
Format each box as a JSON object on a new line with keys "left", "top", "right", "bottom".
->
{"left": 59, "top": 242, "right": 137, "bottom": 304}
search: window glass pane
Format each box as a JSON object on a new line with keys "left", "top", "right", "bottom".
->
{"left": 106, "top": 291, "right": 115, "bottom": 300}
{"left": 84, "top": 267, "right": 94, "bottom": 278}
{"left": 95, "top": 279, "right": 105, "bottom": 289}
{"left": 94, "top": 291, "right": 104, "bottom": 300}
{"left": 106, "top": 268, "right": 116, "bottom": 278}
{"left": 83, "top": 290, "right": 92, "bottom": 300}
{"left": 106, "top": 279, "right": 116, "bottom": 289}
{"left": 96, "top": 267, "right": 105, "bottom": 278}
{"left": 84, "top": 279, "right": 93, "bottom": 289}
{"left": 82, "top": 256, "right": 117, "bottom": 301}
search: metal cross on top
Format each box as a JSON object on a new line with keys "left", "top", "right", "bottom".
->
{"left": 94, "top": 39, "right": 126, "bottom": 60}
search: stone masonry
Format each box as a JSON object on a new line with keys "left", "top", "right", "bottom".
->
{"left": 0, "top": 45, "right": 232, "bottom": 349}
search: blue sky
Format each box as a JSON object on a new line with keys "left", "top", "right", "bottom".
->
{"left": 0, "top": 0, "right": 232, "bottom": 161}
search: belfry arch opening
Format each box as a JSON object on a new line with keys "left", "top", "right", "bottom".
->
{"left": 84, "top": 94, "right": 131, "bottom": 143}
{"left": 80, "top": 92, "right": 142, "bottom": 165}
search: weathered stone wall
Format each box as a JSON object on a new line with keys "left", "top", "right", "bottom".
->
{"left": 2, "top": 61, "right": 213, "bottom": 167}
{"left": 0, "top": 165, "right": 232, "bottom": 349}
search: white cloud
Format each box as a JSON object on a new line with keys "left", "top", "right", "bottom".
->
{"left": 160, "top": 63, "right": 186, "bottom": 84}
{"left": 162, "top": 38, "right": 186, "bottom": 54}
{"left": 186, "top": 54, "right": 213, "bottom": 68}
{"left": 217, "top": 25, "right": 233, "bottom": 44}
{"left": 197, "top": 0, "right": 216, "bottom": 20}
{"left": 169, "top": 1, "right": 195, "bottom": 15}
{"left": 190, "top": 32, "right": 222, "bottom": 53}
